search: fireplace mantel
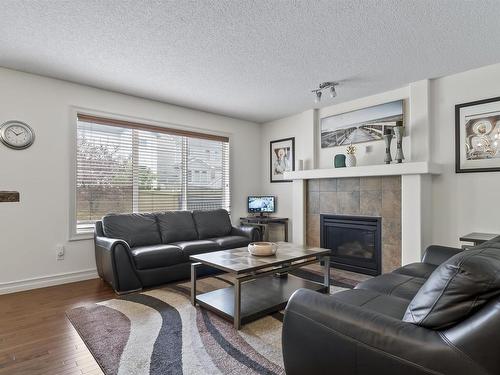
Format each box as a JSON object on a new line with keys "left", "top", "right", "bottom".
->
{"left": 286, "top": 161, "right": 442, "bottom": 267}
{"left": 284, "top": 161, "right": 442, "bottom": 180}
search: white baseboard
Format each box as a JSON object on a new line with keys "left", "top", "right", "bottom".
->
{"left": 0, "top": 269, "right": 99, "bottom": 295}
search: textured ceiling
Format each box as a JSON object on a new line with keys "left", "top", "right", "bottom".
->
{"left": 1, "top": 0, "right": 500, "bottom": 123}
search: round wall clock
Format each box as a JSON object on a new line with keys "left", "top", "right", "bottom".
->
{"left": 0, "top": 120, "right": 35, "bottom": 149}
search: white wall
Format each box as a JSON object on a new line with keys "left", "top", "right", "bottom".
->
{"left": 0, "top": 68, "right": 261, "bottom": 293}
{"left": 318, "top": 81, "right": 432, "bottom": 168}
{"left": 430, "top": 63, "right": 500, "bottom": 246}
{"left": 261, "top": 64, "right": 500, "bottom": 250}
{"left": 3, "top": 62, "right": 500, "bottom": 293}
{"left": 260, "top": 81, "right": 430, "bottom": 242}
{"left": 260, "top": 110, "right": 316, "bottom": 241}
{"left": 318, "top": 86, "right": 411, "bottom": 168}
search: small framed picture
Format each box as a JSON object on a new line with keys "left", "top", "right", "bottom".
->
{"left": 455, "top": 96, "right": 500, "bottom": 173}
{"left": 270, "top": 137, "right": 295, "bottom": 183}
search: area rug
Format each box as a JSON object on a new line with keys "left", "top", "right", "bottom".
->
{"left": 67, "top": 268, "right": 358, "bottom": 375}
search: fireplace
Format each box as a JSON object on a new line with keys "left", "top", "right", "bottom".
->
{"left": 320, "top": 214, "right": 381, "bottom": 276}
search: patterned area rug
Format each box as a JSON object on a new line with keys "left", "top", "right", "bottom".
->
{"left": 67, "top": 268, "right": 358, "bottom": 375}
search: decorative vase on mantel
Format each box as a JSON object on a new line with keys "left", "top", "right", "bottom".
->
{"left": 334, "top": 154, "right": 346, "bottom": 168}
{"left": 345, "top": 144, "right": 357, "bottom": 167}
{"left": 383, "top": 128, "right": 393, "bottom": 164}
{"left": 393, "top": 122, "right": 405, "bottom": 163}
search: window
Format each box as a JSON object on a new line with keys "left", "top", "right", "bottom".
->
{"left": 74, "top": 114, "right": 230, "bottom": 234}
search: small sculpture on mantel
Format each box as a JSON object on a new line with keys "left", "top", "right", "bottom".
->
{"left": 383, "top": 128, "right": 393, "bottom": 164}
{"left": 345, "top": 144, "right": 357, "bottom": 167}
{"left": 393, "top": 121, "right": 405, "bottom": 163}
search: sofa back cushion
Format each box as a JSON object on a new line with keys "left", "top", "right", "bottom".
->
{"left": 157, "top": 211, "right": 198, "bottom": 244}
{"left": 402, "top": 246, "right": 500, "bottom": 329}
{"left": 192, "top": 209, "right": 232, "bottom": 239}
{"left": 102, "top": 213, "right": 160, "bottom": 248}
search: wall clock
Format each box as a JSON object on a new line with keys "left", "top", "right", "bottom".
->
{"left": 0, "top": 120, "right": 35, "bottom": 149}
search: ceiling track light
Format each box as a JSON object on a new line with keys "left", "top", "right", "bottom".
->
{"left": 314, "top": 90, "right": 322, "bottom": 103}
{"left": 311, "top": 81, "right": 339, "bottom": 103}
{"left": 329, "top": 85, "right": 337, "bottom": 98}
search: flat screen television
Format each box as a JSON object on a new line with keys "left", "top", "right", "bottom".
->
{"left": 247, "top": 196, "right": 276, "bottom": 214}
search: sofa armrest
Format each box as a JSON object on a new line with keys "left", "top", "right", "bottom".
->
{"left": 282, "top": 289, "right": 486, "bottom": 375}
{"left": 231, "top": 225, "right": 260, "bottom": 241}
{"left": 94, "top": 234, "right": 142, "bottom": 294}
{"left": 422, "top": 245, "right": 463, "bottom": 266}
{"left": 95, "top": 235, "right": 129, "bottom": 251}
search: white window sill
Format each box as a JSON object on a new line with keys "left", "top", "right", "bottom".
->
{"left": 69, "top": 232, "right": 94, "bottom": 242}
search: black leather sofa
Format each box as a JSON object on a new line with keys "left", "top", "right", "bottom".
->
{"left": 94, "top": 209, "right": 259, "bottom": 294}
{"left": 282, "top": 237, "right": 500, "bottom": 375}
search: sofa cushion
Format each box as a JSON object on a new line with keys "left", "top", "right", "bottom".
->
{"left": 355, "top": 273, "right": 426, "bottom": 301}
{"left": 102, "top": 213, "right": 161, "bottom": 247}
{"left": 392, "top": 262, "right": 437, "bottom": 279}
{"left": 172, "top": 240, "right": 220, "bottom": 257}
{"left": 157, "top": 211, "right": 198, "bottom": 244}
{"left": 131, "top": 244, "right": 186, "bottom": 270}
{"left": 403, "top": 246, "right": 500, "bottom": 329}
{"left": 210, "top": 235, "right": 251, "bottom": 250}
{"left": 192, "top": 209, "right": 232, "bottom": 239}
{"left": 331, "top": 289, "right": 410, "bottom": 320}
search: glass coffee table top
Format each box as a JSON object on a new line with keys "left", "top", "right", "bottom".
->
{"left": 190, "top": 242, "right": 330, "bottom": 274}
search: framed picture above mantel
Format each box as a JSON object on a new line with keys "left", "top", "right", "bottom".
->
{"left": 320, "top": 100, "right": 405, "bottom": 148}
{"left": 270, "top": 137, "right": 295, "bottom": 183}
{"left": 455, "top": 96, "right": 500, "bottom": 173}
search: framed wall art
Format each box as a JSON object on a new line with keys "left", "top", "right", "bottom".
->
{"left": 270, "top": 137, "right": 295, "bottom": 183}
{"left": 455, "top": 96, "right": 500, "bottom": 173}
{"left": 321, "top": 100, "right": 404, "bottom": 148}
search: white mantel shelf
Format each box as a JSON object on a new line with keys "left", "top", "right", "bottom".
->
{"left": 284, "top": 161, "right": 442, "bottom": 180}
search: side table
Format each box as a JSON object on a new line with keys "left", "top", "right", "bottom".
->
{"left": 240, "top": 216, "right": 289, "bottom": 242}
{"left": 459, "top": 232, "right": 499, "bottom": 249}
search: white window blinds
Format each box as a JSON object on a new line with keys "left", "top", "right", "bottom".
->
{"left": 75, "top": 114, "right": 230, "bottom": 233}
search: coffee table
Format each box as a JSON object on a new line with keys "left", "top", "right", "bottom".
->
{"left": 190, "top": 242, "right": 330, "bottom": 329}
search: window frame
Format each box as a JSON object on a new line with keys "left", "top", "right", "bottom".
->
{"left": 68, "top": 107, "right": 232, "bottom": 241}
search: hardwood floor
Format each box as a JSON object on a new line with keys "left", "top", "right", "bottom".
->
{"left": 0, "top": 266, "right": 369, "bottom": 375}
{"left": 0, "top": 279, "right": 115, "bottom": 375}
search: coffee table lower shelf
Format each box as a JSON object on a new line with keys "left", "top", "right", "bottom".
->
{"left": 194, "top": 274, "right": 327, "bottom": 328}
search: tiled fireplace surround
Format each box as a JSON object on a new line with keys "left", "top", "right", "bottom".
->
{"left": 306, "top": 176, "right": 401, "bottom": 274}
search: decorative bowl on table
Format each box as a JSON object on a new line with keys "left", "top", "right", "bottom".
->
{"left": 248, "top": 242, "right": 278, "bottom": 257}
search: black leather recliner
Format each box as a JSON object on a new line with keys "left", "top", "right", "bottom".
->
{"left": 282, "top": 237, "right": 500, "bottom": 375}
{"left": 94, "top": 209, "right": 260, "bottom": 294}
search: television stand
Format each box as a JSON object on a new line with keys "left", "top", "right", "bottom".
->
{"left": 254, "top": 212, "right": 270, "bottom": 218}
{"left": 239, "top": 216, "right": 289, "bottom": 242}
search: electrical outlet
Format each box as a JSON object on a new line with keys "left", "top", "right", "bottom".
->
{"left": 56, "top": 245, "right": 65, "bottom": 261}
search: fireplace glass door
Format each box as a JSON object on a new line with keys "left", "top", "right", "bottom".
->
{"left": 320, "top": 215, "right": 381, "bottom": 276}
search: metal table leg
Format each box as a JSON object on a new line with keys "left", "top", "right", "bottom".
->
{"left": 191, "top": 262, "right": 201, "bottom": 306}
{"left": 234, "top": 277, "right": 242, "bottom": 329}
{"left": 323, "top": 256, "right": 330, "bottom": 293}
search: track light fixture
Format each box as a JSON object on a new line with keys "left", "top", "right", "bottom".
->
{"left": 329, "top": 85, "right": 337, "bottom": 98}
{"left": 311, "top": 81, "right": 338, "bottom": 103}
{"left": 314, "top": 90, "right": 322, "bottom": 103}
